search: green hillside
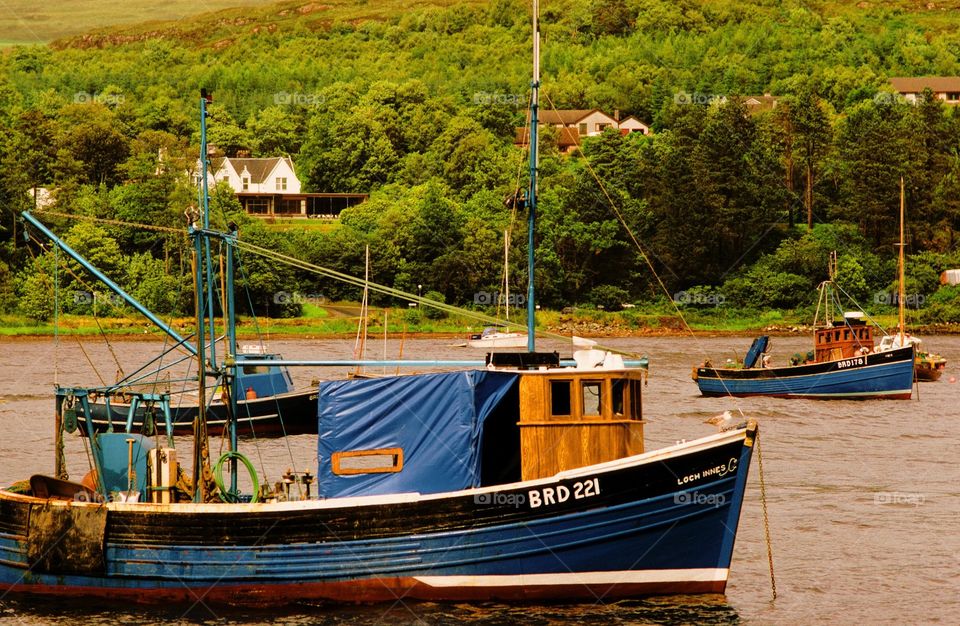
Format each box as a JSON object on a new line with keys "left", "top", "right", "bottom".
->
{"left": 0, "top": 0, "right": 959, "bottom": 328}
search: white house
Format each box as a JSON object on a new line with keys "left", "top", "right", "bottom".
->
{"left": 537, "top": 109, "right": 619, "bottom": 136}
{"left": 195, "top": 155, "right": 366, "bottom": 218}
{"left": 617, "top": 115, "right": 651, "bottom": 135}
{"left": 205, "top": 157, "right": 302, "bottom": 194}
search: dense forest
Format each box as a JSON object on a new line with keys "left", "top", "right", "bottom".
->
{"left": 1, "top": 0, "right": 960, "bottom": 325}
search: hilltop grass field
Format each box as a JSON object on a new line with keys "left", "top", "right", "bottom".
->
{"left": 0, "top": 1, "right": 276, "bottom": 45}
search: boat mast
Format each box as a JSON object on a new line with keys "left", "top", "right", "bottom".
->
{"left": 898, "top": 176, "right": 906, "bottom": 346}
{"left": 526, "top": 0, "right": 540, "bottom": 352}
{"left": 504, "top": 230, "right": 510, "bottom": 324}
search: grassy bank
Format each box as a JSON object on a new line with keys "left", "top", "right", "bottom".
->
{"left": 2, "top": 304, "right": 949, "bottom": 339}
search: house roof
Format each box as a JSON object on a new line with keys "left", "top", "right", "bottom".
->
{"left": 618, "top": 115, "right": 649, "bottom": 128}
{"left": 515, "top": 126, "right": 581, "bottom": 148}
{"left": 741, "top": 94, "right": 778, "bottom": 111}
{"left": 212, "top": 157, "right": 294, "bottom": 184}
{"left": 537, "top": 109, "right": 608, "bottom": 125}
{"left": 889, "top": 77, "right": 960, "bottom": 93}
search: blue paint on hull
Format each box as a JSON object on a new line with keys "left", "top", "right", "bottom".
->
{"left": 697, "top": 348, "right": 914, "bottom": 399}
{"left": 0, "top": 430, "right": 755, "bottom": 603}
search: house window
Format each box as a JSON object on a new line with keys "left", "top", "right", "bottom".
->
{"left": 241, "top": 177, "right": 249, "bottom": 191}
{"left": 578, "top": 123, "right": 587, "bottom": 135}
{"left": 550, "top": 380, "right": 572, "bottom": 416}
{"left": 946, "top": 92, "right": 960, "bottom": 102}
{"left": 276, "top": 177, "right": 288, "bottom": 191}
{"left": 244, "top": 197, "right": 270, "bottom": 215}
{"left": 597, "top": 123, "right": 610, "bottom": 132}
{"left": 332, "top": 448, "right": 403, "bottom": 475}
{"left": 581, "top": 381, "right": 602, "bottom": 416}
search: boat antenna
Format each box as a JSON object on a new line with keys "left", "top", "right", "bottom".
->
{"left": 898, "top": 176, "right": 906, "bottom": 346}
{"left": 526, "top": 0, "right": 540, "bottom": 352}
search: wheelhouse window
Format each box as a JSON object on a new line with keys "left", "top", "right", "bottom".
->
{"left": 550, "top": 380, "right": 572, "bottom": 416}
{"left": 332, "top": 448, "right": 403, "bottom": 475}
{"left": 581, "top": 381, "right": 602, "bottom": 416}
{"left": 611, "top": 378, "right": 626, "bottom": 416}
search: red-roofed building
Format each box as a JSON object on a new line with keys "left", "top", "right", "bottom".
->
{"left": 889, "top": 77, "right": 960, "bottom": 105}
{"left": 514, "top": 109, "right": 650, "bottom": 152}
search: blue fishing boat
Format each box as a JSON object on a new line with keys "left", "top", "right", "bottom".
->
{"left": 0, "top": 3, "right": 758, "bottom": 605}
{"left": 694, "top": 264, "right": 915, "bottom": 399}
{"left": 80, "top": 351, "right": 320, "bottom": 437}
{"left": 694, "top": 336, "right": 915, "bottom": 399}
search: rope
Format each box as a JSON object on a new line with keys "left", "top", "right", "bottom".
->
{"left": 32, "top": 209, "right": 185, "bottom": 235}
{"left": 231, "top": 237, "right": 646, "bottom": 359}
{"left": 756, "top": 430, "right": 777, "bottom": 599}
{"left": 214, "top": 451, "right": 260, "bottom": 503}
{"left": 230, "top": 245, "right": 290, "bottom": 489}
{"left": 26, "top": 232, "right": 127, "bottom": 376}
{"left": 541, "top": 91, "right": 739, "bottom": 394}
{"left": 542, "top": 92, "right": 694, "bottom": 331}
{"left": 74, "top": 336, "right": 107, "bottom": 386}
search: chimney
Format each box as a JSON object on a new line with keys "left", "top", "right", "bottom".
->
{"left": 614, "top": 109, "right": 620, "bottom": 121}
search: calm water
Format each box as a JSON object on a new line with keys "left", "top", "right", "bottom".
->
{"left": 0, "top": 333, "right": 958, "bottom": 625}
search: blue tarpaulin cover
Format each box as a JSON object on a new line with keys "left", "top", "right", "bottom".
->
{"left": 744, "top": 336, "right": 770, "bottom": 369}
{"left": 317, "top": 370, "right": 518, "bottom": 498}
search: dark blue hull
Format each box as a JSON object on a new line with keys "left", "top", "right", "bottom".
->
{"left": 0, "top": 425, "right": 755, "bottom": 604}
{"left": 80, "top": 388, "right": 319, "bottom": 437}
{"left": 695, "top": 346, "right": 914, "bottom": 399}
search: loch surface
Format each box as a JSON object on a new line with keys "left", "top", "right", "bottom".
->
{"left": 0, "top": 334, "right": 957, "bottom": 624}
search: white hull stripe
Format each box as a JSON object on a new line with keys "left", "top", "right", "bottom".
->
{"left": 788, "top": 388, "right": 911, "bottom": 397}
{"left": 414, "top": 568, "right": 729, "bottom": 588}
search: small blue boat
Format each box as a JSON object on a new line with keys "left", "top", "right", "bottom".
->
{"left": 79, "top": 351, "right": 319, "bottom": 437}
{"left": 695, "top": 341, "right": 915, "bottom": 399}
{"left": 694, "top": 310, "right": 915, "bottom": 400}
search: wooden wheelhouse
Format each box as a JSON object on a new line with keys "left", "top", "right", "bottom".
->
{"left": 814, "top": 313, "right": 874, "bottom": 363}
{"left": 516, "top": 367, "right": 646, "bottom": 481}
